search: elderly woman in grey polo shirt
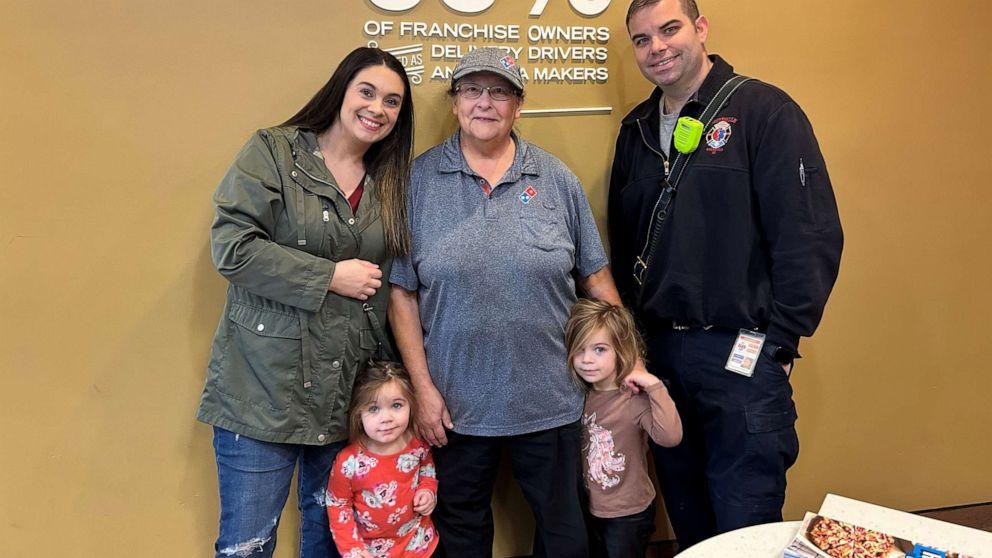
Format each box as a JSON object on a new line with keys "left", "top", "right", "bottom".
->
{"left": 388, "top": 47, "right": 635, "bottom": 557}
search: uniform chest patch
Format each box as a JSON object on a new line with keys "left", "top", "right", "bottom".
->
{"left": 705, "top": 116, "right": 739, "bottom": 153}
{"left": 520, "top": 185, "right": 537, "bottom": 204}
{"left": 705, "top": 121, "right": 733, "bottom": 150}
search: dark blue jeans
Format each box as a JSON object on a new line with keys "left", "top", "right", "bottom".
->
{"left": 212, "top": 426, "right": 345, "bottom": 558}
{"left": 644, "top": 326, "right": 800, "bottom": 550}
{"left": 588, "top": 503, "right": 656, "bottom": 558}
{"left": 431, "top": 421, "right": 588, "bottom": 558}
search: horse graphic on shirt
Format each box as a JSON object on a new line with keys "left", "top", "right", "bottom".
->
{"left": 582, "top": 411, "right": 626, "bottom": 490}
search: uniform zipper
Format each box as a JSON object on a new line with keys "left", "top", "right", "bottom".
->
{"left": 633, "top": 118, "right": 680, "bottom": 284}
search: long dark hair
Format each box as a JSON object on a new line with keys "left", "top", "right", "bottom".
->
{"left": 282, "top": 47, "right": 412, "bottom": 256}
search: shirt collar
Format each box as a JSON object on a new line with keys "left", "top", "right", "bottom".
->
{"left": 438, "top": 129, "right": 541, "bottom": 183}
{"left": 689, "top": 54, "right": 735, "bottom": 111}
{"left": 286, "top": 127, "right": 377, "bottom": 221}
{"left": 290, "top": 128, "right": 339, "bottom": 187}
{"left": 623, "top": 54, "right": 736, "bottom": 124}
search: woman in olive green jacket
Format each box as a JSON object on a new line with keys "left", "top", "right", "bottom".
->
{"left": 196, "top": 47, "right": 413, "bottom": 558}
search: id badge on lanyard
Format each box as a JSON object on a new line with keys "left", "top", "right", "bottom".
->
{"left": 725, "top": 329, "right": 765, "bottom": 377}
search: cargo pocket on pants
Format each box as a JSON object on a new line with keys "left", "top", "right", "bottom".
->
{"left": 741, "top": 402, "right": 799, "bottom": 505}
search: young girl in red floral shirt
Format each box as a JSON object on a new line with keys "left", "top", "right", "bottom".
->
{"left": 327, "top": 362, "right": 438, "bottom": 558}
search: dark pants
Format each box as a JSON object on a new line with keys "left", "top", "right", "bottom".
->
{"left": 432, "top": 421, "right": 588, "bottom": 558}
{"left": 588, "top": 503, "right": 656, "bottom": 558}
{"left": 644, "top": 326, "right": 800, "bottom": 550}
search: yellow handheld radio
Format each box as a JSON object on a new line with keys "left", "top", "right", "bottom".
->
{"left": 673, "top": 116, "right": 704, "bottom": 154}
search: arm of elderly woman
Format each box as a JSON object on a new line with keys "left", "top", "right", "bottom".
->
{"left": 577, "top": 265, "right": 652, "bottom": 393}
{"left": 388, "top": 286, "right": 454, "bottom": 447}
{"left": 576, "top": 265, "right": 622, "bottom": 306}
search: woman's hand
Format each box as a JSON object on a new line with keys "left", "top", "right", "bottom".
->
{"left": 623, "top": 366, "right": 660, "bottom": 394}
{"left": 388, "top": 287, "right": 452, "bottom": 445}
{"left": 414, "top": 382, "right": 453, "bottom": 447}
{"left": 328, "top": 259, "right": 382, "bottom": 300}
{"left": 413, "top": 489, "right": 436, "bottom": 516}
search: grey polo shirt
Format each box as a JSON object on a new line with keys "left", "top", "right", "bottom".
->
{"left": 390, "top": 131, "right": 609, "bottom": 436}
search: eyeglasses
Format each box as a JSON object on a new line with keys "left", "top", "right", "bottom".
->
{"left": 455, "top": 82, "right": 517, "bottom": 101}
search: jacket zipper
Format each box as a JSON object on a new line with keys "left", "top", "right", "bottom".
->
{"left": 294, "top": 160, "right": 354, "bottom": 212}
{"left": 634, "top": 118, "right": 675, "bottom": 282}
{"left": 294, "top": 161, "right": 337, "bottom": 190}
{"left": 635, "top": 117, "right": 669, "bottom": 173}
{"left": 294, "top": 161, "right": 361, "bottom": 250}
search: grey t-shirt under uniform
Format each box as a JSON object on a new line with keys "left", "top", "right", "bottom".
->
{"left": 659, "top": 98, "right": 679, "bottom": 157}
{"left": 390, "top": 131, "right": 609, "bottom": 436}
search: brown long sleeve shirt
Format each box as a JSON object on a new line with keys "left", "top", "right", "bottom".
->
{"left": 581, "top": 382, "right": 681, "bottom": 518}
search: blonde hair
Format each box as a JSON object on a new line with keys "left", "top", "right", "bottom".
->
{"left": 564, "top": 299, "right": 645, "bottom": 391}
{"left": 347, "top": 361, "right": 417, "bottom": 442}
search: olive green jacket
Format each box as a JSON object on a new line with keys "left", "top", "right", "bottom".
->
{"left": 196, "top": 126, "right": 392, "bottom": 445}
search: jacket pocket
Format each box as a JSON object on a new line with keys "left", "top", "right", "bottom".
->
{"left": 220, "top": 302, "right": 302, "bottom": 415}
{"left": 360, "top": 328, "right": 379, "bottom": 351}
{"left": 229, "top": 301, "right": 301, "bottom": 339}
{"left": 800, "top": 162, "right": 840, "bottom": 231}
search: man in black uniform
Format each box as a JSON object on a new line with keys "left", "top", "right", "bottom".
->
{"left": 608, "top": 0, "right": 843, "bottom": 549}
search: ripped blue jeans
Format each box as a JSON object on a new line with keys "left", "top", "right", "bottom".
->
{"left": 212, "top": 427, "right": 345, "bottom": 558}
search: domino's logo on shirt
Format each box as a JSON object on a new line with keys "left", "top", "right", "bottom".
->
{"left": 520, "top": 185, "right": 537, "bottom": 204}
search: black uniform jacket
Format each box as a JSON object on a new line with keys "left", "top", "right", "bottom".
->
{"left": 608, "top": 56, "right": 843, "bottom": 354}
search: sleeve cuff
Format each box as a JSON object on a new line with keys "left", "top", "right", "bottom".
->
{"left": 577, "top": 257, "right": 610, "bottom": 279}
{"left": 765, "top": 324, "right": 800, "bottom": 357}
{"left": 299, "top": 258, "right": 334, "bottom": 312}
{"left": 388, "top": 265, "right": 419, "bottom": 292}
{"left": 645, "top": 380, "right": 666, "bottom": 394}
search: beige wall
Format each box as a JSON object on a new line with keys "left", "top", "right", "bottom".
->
{"left": 2, "top": 1, "right": 990, "bottom": 556}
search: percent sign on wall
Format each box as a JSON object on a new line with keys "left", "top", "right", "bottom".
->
{"left": 369, "top": 0, "right": 612, "bottom": 17}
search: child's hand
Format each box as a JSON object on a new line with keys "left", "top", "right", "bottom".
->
{"left": 413, "top": 489, "right": 436, "bottom": 516}
{"left": 623, "top": 367, "right": 660, "bottom": 394}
